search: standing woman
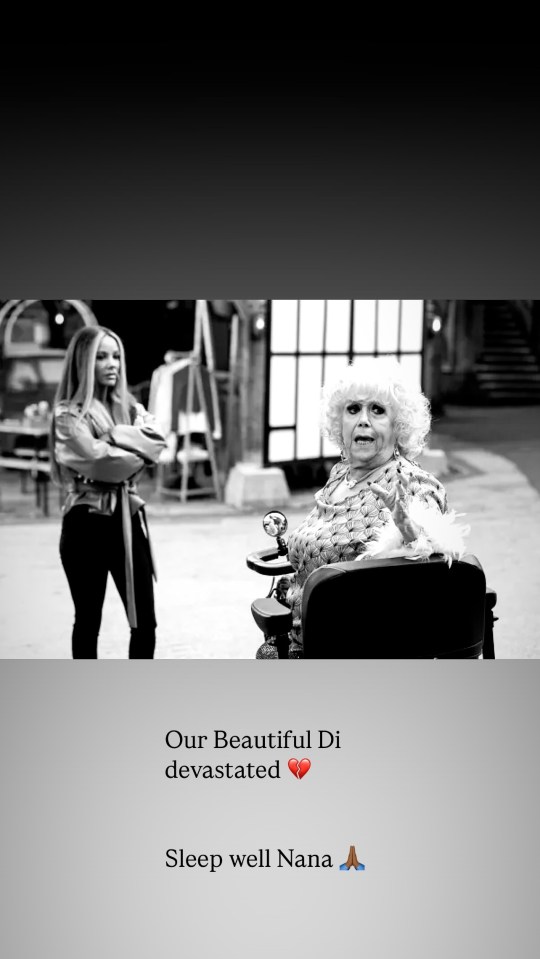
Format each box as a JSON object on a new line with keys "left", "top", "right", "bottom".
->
{"left": 50, "top": 325, "right": 166, "bottom": 658}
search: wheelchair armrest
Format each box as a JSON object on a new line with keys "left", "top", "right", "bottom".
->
{"left": 251, "top": 597, "right": 293, "bottom": 637}
{"left": 482, "top": 587, "right": 497, "bottom": 659}
{"left": 485, "top": 587, "right": 497, "bottom": 610}
{"left": 246, "top": 547, "right": 294, "bottom": 576}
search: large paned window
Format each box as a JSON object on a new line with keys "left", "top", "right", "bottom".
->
{"left": 265, "top": 300, "right": 425, "bottom": 465}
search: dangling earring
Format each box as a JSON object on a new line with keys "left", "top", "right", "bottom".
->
{"left": 340, "top": 448, "right": 348, "bottom": 463}
{"left": 393, "top": 446, "right": 400, "bottom": 460}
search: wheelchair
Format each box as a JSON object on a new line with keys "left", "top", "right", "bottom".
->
{"left": 247, "top": 511, "right": 497, "bottom": 660}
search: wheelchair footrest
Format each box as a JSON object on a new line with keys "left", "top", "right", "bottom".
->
{"left": 251, "top": 597, "right": 293, "bottom": 637}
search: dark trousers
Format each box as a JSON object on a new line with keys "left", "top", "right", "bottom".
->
{"left": 60, "top": 504, "right": 157, "bottom": 659}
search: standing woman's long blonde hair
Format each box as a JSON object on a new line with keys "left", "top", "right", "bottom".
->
{"left": 49, "top": 325, "right": 134, "bottom": 483}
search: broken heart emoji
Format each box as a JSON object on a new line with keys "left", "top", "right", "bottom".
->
{"left": 288, "top": 758, "right": 311, "bottom": 780}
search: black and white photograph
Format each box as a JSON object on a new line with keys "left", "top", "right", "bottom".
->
{"left": 2, "top": 47, "right": 540, "bottom": 959}
{"left": 1, "top": 297, "right": 538, "bottom": 659}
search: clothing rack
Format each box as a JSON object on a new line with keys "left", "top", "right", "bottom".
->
{"left": 151, "top": 301, "right": 222, "bottom": 503}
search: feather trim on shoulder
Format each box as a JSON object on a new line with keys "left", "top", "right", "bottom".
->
{"left": 357, "top": 498, "right": 470, "bottom": 567}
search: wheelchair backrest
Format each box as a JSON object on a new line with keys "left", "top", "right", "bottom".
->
{"left": 301, "top": 554, "right": 487, "bottom": 659}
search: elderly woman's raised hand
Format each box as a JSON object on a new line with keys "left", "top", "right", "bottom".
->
{"left": 368, "top": 468, "right": 423, "bottom": 545}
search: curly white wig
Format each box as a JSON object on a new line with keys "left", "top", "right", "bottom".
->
{"left": 321, "top": 357, "right": 431, "bottom": 460}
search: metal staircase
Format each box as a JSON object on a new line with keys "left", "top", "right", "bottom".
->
{"left": 474, "top": 302, "right": 540, "bottom": 404}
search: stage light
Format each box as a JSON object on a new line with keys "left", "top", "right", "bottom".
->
{"left": 251, "top": 315, "right": 266, "bottom": 340}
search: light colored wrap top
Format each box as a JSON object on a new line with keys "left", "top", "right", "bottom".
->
{"left": 53, "top": 400, "right": 166, "bottom": 628}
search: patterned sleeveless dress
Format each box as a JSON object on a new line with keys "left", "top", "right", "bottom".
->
{"left": 284, "top": 456, "right": 448, "bottom": 649}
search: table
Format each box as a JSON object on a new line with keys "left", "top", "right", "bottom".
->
{"left": 0, "top": 420, "right": 52, "bottom": 515}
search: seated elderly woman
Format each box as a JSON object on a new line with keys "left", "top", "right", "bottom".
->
{"left": 279, "top": 357, "right": 468, "bottom": 658}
